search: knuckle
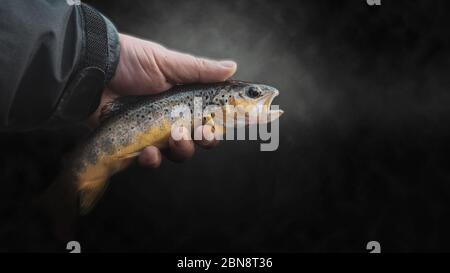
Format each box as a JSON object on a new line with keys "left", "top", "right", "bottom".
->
{"left": 193, "top": 58, "right": 209, "bottom": 80}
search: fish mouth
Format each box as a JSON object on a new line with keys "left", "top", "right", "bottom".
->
{"left": 254, "top": 89, "right": 283, "bottom": 124}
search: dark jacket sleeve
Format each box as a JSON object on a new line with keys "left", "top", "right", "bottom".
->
{"left": 0, "top": 0, "right": 120, "bottom": 131}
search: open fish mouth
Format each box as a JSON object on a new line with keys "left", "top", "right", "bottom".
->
{"left": 251, "top": 89, "right": 284, "bottom": 124}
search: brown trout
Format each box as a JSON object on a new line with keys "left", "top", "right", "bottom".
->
{"left": 58, "top": 80, "right": 283, "bottom": 214}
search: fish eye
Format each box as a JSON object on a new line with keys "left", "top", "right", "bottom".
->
{"left": 246, "top": 87, "right": 261, "bottom": 98}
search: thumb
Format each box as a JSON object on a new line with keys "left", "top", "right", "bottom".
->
{"left": 155, "top": 47, "right": 237, "bottom": 84}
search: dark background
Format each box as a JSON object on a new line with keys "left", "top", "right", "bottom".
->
{"left": 1, "top": 0, "right": 450, "bottom": 252}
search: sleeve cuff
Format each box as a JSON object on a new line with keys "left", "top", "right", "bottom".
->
{"left": 102, "top": 14, "right": 121, "bottom": 83}
{"left": 52, "top": 3, "right": 120, "bottom": 124}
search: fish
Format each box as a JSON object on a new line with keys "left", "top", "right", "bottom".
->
{"left": 49, "top": 80, "right": 283, "bottom": 215}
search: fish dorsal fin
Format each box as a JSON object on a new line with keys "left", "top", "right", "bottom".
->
{"left": 99, "top": 96, "right": 142, "bottom": 123}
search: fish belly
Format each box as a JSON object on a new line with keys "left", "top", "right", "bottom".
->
{"left": 77, "top": 118, "right": 172, "bottom": 214}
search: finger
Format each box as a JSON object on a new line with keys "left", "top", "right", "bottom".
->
{"left": 165, "top": 127, "right": 195, "bottom": 162}
{"left": 193, "top": 125, "right": 219, "bottom": 149}
{"left": 138, "top": 146, "right": 162, "bottom": 168}
{"left": 155, "top": 46, "right": 237, "bottom": 84}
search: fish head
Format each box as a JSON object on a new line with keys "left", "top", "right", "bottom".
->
{"left": 208, "top": 81, "right": 283, "bottom": 127}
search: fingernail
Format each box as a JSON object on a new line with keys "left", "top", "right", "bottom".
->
{"left": 219, "top": 60, "right": 237, "bottom": 68}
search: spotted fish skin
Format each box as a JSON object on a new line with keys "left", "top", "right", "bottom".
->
{"left": 64, "top": 80, "right": 282, "bottom": 214}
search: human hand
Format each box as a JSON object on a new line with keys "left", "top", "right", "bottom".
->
{"left": 89, "top": 34, "right": 237, "bottom": 168}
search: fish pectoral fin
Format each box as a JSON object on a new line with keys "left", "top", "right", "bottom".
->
{"left": 203, "top": 115, "right": 215, "bottom": 126}
{"left": 78, "top": 177, "right": 110, "bottom": 215}
{"left": 203, "top": 114, "right": 226, "bottom": 137}
{"left": 77, "top": 158, "right": 134, "bottom": 215}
